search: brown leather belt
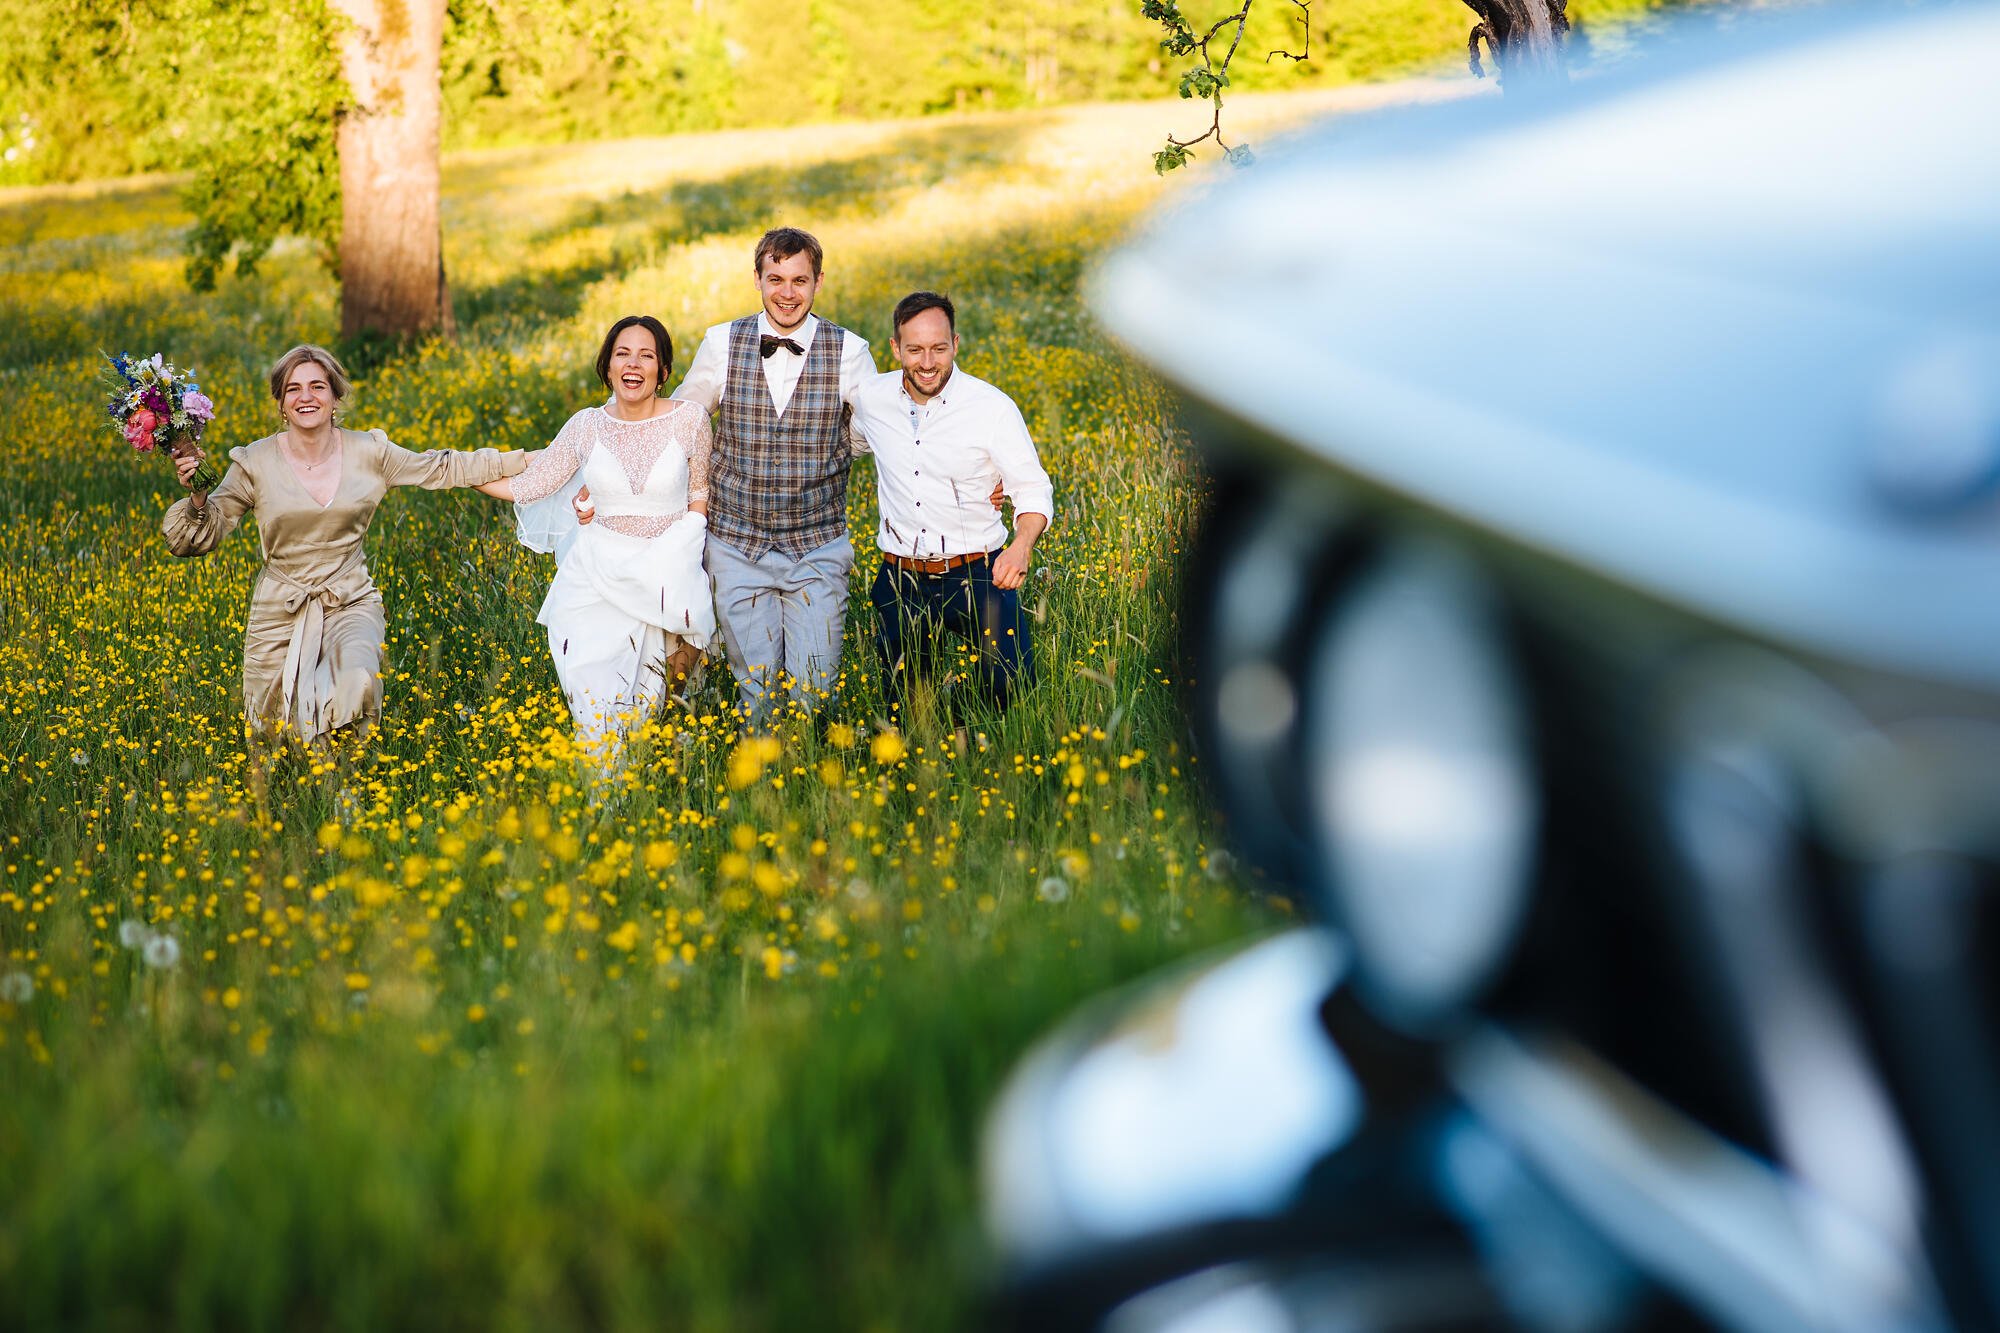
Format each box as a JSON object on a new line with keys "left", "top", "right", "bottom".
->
{"left": 884, "top": 549, "right": 990, "bottom": 577}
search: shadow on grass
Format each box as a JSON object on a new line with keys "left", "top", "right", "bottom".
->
{"left": 0, "top": 118, "right": 1038, "bottom": 373}
{"left": 451, "top": 120, "right": 1030, "bottom": 334}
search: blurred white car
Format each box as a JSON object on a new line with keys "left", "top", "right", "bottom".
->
{"left": 983, "top": 4, "right": 2000, "bottom": 1330}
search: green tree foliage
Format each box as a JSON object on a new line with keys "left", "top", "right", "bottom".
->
{"left": 439, "top": 0, "right": 735, "bottom": 148}
{"left": 0, "top": 1, "right": 344, "bottom": 288}
{"left": 180, "top": 3, "right": 345, "bottom": 290}
{"left": 1, "top": 0, "right": 186, "bottom": 182}
{"left": 0, "top": 0, "right": 1435, "bottom": 194}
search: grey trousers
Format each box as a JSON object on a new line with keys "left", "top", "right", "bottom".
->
{"left": 705, "top": 533, "right": 853, "bottom": 720}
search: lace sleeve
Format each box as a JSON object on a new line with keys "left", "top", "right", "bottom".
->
{"left": 683, "top": 404, "right": 711, "bottom": 504}
{"left": 513, "top": 411, "right": 594, "bottom": 558}
{"left": 511, "top": 411, "right": 592, "bottom": 504}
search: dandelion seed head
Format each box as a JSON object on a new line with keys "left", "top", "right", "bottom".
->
{"left": 141, "top": 933, "right": 181, "bottom": 970}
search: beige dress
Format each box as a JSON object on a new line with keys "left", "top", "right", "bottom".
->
{"left": 162, "top": 427, "right": 528, "bottom": 744}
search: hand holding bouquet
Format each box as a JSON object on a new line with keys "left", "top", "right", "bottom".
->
{"left": 102, "top": 352, "right": 219, "bottom": 491}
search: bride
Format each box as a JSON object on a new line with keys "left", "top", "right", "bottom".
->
{"left": 478, "top": 315, "right": 715, "bottom": 757}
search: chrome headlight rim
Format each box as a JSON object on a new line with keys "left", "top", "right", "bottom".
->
{"left": 1292, "top": 530, "right": 1547, "bottom": 1037}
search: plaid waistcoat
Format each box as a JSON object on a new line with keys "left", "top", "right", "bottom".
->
{"left": 708, "top": 316, "right": 852, "bottom": 560}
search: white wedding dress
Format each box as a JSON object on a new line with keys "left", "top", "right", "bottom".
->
{"left": 513, "top": 400, "right": 716, "bottom": 753}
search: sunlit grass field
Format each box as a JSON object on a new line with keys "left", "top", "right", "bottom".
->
{"left": 0, "top": 87, "right": 1456, "bottom": 1329}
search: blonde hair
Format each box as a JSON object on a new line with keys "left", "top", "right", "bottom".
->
{"left": 268, "top": 344, "right": 352, "bottom": 405}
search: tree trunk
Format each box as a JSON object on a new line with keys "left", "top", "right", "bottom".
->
{"left": 329, "top": 0, "right": 453, "bottom": 341}
{"left": 1462, "top": 0, "right": 1569, "bottom": 91}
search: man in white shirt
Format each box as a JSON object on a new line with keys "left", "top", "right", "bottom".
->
{"left": 850, "top": 291, "right": 1055, "bottom": 717}
{"left": 671, "top": 226, "right": 878, "bottom": 723}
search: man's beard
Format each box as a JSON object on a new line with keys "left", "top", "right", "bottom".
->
{"left": 903, "top": 365, "right": 953, "bottom": 402}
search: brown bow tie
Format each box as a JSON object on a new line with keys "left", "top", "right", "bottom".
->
{"left": 760, "top": 335, "right": 805, "bottom": 359}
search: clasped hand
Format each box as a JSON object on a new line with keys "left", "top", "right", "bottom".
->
{"left": 174, "top": 448, "right": 209, "bottom": 505}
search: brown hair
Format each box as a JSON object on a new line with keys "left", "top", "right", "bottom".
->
{"left": 594, "top": 316, "right": 674, "bottom": 392}
{"left": 753, "top": 226, "right": 824, "bottom": 278}
{"left": 267, "top": 344, "right": 351, "bottom": 404}
{"left": 892, "top": 291, "right": 956, "bottom": 338}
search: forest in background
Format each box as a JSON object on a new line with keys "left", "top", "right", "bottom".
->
{"left": 2, "top": 0, "right": 1673, "bottom": 189}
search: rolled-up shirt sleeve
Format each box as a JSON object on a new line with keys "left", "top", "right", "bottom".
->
{"left": 669, "top": 325, "right": 730, "bottom": 412}
{"left": 838, "top": 331, "right": 876, "bottom": 405}
{"left": 990, "top": 396, "right": 1055, "bottom": 528}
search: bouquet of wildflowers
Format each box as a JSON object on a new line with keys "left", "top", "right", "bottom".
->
{"left": 102, "top": 352, "right": 219, "bottom": 491}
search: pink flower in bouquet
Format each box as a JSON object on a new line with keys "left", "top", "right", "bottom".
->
{"left": 183, "top": 390, "right": 215, "bottom": 423}
{"left": 125, "top": 407, "right": 159, "bottom": 450}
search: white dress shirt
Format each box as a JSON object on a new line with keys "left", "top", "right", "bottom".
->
{"left": 850, "top": 367, "right": 1055, "bottom": 559}
{"left": 671, "top": 312, "right": 876, "bottom": 416}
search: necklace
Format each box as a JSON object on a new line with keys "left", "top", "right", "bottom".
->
{"left": 283, "top": 434, "right": 336, "bottom": 472}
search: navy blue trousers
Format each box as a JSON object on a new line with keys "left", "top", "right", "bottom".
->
{"left": 870, "top": 553, "right": 1035, "bottom": 717}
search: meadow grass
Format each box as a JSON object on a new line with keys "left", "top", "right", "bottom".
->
{"left": 0, "top": 88, "right": 1448, "bottom": 1329}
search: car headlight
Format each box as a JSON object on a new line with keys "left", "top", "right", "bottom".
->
{"left": 1300, "top": 535, "right": 1540, "bottom": 1033}
{"left": 1184, "top": 468, "right": 1363, "bottom": 895}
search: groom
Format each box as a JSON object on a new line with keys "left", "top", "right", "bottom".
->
{"left": 671, "top": 227, "right": 877, "bottom": 722}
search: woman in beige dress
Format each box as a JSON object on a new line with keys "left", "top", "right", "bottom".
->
{"left": 163, "top": 344, "right": 529, "bottom": 746}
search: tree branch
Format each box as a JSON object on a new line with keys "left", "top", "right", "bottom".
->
{"left": 1268, "top": 0, "right": 1311, "bottom": 62}
{"left": 1468, "top": 21, "right": 1495, "bottom": 78}
{"left": 1145, "top": 0, "right": 1312, "bottom": 173}
{"left": 1196, "top": 4, "right": 1252, "bottom": 48}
